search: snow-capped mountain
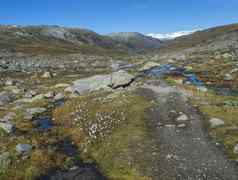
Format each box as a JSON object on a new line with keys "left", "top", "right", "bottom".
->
{"left": 147, "top": 30, "right": 197, "bottom": 40}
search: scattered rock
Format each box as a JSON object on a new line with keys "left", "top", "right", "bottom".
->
{"left": 177, "top": 123, "right": 187, "bottom": 128}
{"left": 54, "top": 93, "right": 65, "bottom": 101}
{"left": 197, "top": 86, "right": 208, "bottom": 92}
{"left": 42, "top": 71, "right": 53, "bottom": 78}
{"left": 54, "top": 83, "right": 70, "bottom": 88}
{"left": 1, "top": 112, "right": 16, "bottom": 122}
{"left": 26, "top": 107, "right": 47, "bottom": 116}
{"left": 24, "top": 90, "right": 37, "bottom": 98}
{"left": 5, "top": 79, "right": 15, "bottom": 86}
{"left": 209, "top": 118, "right": 225, "bottom": 128}
{"left": 176, "top": 113, "right": 189, "bottom": 122}
{"left": 72, "top": 74, "right": 110, "bottom": 94}
{"left": 71, "top": 70, "right": 134, "bottom": 94}
{"left": 234, "top": 144, "right": 238, "bottom": 154}
{"left": 0, "top": 122, "right": 15, "bottom": 133}
{"left": 0, "top": 91, "right": 15, "bottom": 106}
{"left": 111, "top": 70, "right": 134, "bottom": 89}
{"left": 4, "top": 86, "right": 22, "bottom": 94}
{"left": 224, "top": 73, "right": 233, "bottom": 81}
{"left": 140, "top": 61, "right": 160, "bottom": 71}
{"left": 44, "top": 91, "right": 55, "bottom": 98}
{"left": 16, "top": 144, "right": 32, "bottom": 156}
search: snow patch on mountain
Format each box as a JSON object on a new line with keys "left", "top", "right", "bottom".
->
{"left": 147, "top": 30, "right": 198, "bottom": 40}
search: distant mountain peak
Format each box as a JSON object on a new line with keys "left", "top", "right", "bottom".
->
{"left": 147, "top": 30, "right": 198, "bottom": 40}
{"left": 108, "top": 32, "right": 162, "bottom": 50}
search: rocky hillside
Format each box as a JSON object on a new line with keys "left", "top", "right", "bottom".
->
{"left": 0, "top": 25, "right": 130, "bottom": 55}
{"left": 109, "top": 32, "right": 162, "bottom": 51}
{"left": 158, "top": 23, "right": 238, "bottom": 55}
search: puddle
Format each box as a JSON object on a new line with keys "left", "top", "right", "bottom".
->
{"left": 38, "top": 138, "right": 106, "bottom": 180}
{"left": 144, "top": 64, "right": 205, "bottom": 87}
{"left": 183, "top": 73, "right": 204, "bottom": 86}
{"left": 56, "top": 138, "right": 78, "bottom": 156}
{"left": 38, "top": 165, "right": 106, "bottom": 180}
{"left": 144, "top": 64, "right": 175, "bottom": 77}
{"left": 33, "top": 117, "right": 54, "bottom": 131}
{"left": 54, "top": 99, "right": 65, "bottom": 107}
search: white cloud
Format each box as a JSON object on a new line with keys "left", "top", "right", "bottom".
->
{"left": 147, "top": 30, "right": 198, "bottom": 40}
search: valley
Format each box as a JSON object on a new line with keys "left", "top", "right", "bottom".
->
{"left": 0, "top": 23, "right": 238, "bottom": 180}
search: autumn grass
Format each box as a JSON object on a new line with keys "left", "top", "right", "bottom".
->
{"left": 182, "top": 85, "right": 238, "bottom": 158}
{"left": 53, "top": 90, "right": 152, "bottom": 179}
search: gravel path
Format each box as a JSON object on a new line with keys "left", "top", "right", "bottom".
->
{"left": 139, "top": 80, "right": 238, "bottom": 180}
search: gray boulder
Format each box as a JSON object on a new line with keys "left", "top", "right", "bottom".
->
{"left": 224, "top": 73, "right": 233, "bottom": 81}
{"left": 0, "top": 91, "right": 15, "bottom": 106}
{"left": 24, "top": 90, "right": 37, "bottom": 98}
{"left": 71, "top": 71, "right": 134, "bottom": 94}
{"left": 0, "top": 122, "right": 15, "bottom": 133}
{"left": 41, "top": 71, "right": 53, "bottom": 78}
{"left": 209, "top": 118, "right": 225, "bottom": 128}
{"left": 140, "top": 61, "right": 160, "bottom": 71}
{"left": 26, "top": 107, "right": 47, "bottom": 116}
{"left": 72, "top": 75, "right": 111, "bottom": 94}
{"left": 54, "top": 93, "right": 65, "bottom": 101}
{"left": 111, "top": 70, "right": 134, "bottom": 89}
{"left": 16, "top": 144, "right": 32, "bottom": 155}
{"left": 176, "top": 113, "right": 189, "bottom": 122}
{"left": 233, "top": 144, "right": 238, "bottom": 154}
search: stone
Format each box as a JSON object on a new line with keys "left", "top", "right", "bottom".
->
{"left": 111, "top": 70, "right": 134, "bottom": 89}
{"left": 177, "top": 123, "right": 187, "bottom": 128}
{"left": 1, "top": 112, "right": 16, "bottom": 122}
{"left": 197, "top": 86, "right": 208, "bottom": 92}
{"left": 41, "top": 71, "right": 53, "bottom": 78}
{"left": 224, "top": 73, "right": 233, "bottom": 81}
{"left": 64, "top": 86, "right": 74, "bottom": 93}
{"left": 72, "top": 74, "right": 111, "bottom": 94}
{"left": 71, "top": 71, "right": 134, "bottom": 94}
{"left": 16, "top": 144, "right": 32, "bottom": 155}
{"left": 209, "top": 118, "right": 225, "bottom": 128}
{"left": 54, "top": 83, "right": 70, "bottom": 88}
{"left": 26, "top": 107, "right": 47, "bottom": 116}
{"left": 0, "top": 122, "right": 14, "bottom": 133}
{"left": 54, "top": 93, "right": 65, "bottom": 101}
{"left": 140, "top": 61, "right": 160, "bottom": 71}
{"left": 230, "top": 68, "right": 238, "bottom": 73}
{"left": 4, "top": 86, "right": 22, "bottom": 94}
{"left": 16, "top": 94, "right": 45, "bottom": 103}
{"left": 5, "top": 79, "right": 14, "bottom": 86}
{"left": 24, "top": 90, "right": 37, "bottom": 98}
{"left": 176, "top": 114, "right": 189, "bottom": 121}
{"left": 0, "top": 91, "right": 15, "bottom": 106}
{"left": 44, "top": 91, "right": 55, "bottom": 98}
{"left": 233, "top": 144, "right": 238, "bottom": 154}
{"left": 222, "top": 53, "right": 233, "bottom": 59}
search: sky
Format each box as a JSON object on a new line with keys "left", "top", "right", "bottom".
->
{"left": 0, "top": 0, "right": 238, "bottom": 34}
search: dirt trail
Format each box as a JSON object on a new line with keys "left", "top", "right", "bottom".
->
{"left": 139, "top": 80, "right": 238, "bottom": 180}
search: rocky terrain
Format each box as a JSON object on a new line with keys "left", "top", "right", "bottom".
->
{"left": 1, "top": 23, "right": 238, "bottom": 180}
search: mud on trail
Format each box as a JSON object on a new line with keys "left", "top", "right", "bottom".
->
{"left": 137, "top": 79, "right": 238, "bottom": 180}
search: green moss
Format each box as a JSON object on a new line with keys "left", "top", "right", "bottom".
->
{"left": 189, "top": 89, "right": 238, "bottom": 158}
{"left": 53, "top": 91, "right": 152, "bottom": 179}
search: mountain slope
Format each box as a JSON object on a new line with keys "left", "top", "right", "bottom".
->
{"left": 0, "top": 25, "right": 128, "bottom": 55}
{"left": 109, "top": 32, "right": 162, "bottom": 51}
{"left": 158, "top": 23, "right": 238, "bottom": 54}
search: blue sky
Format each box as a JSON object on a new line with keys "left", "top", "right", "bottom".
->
{"left": 1, "top": 0, "right": 238, "bottom": 34}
